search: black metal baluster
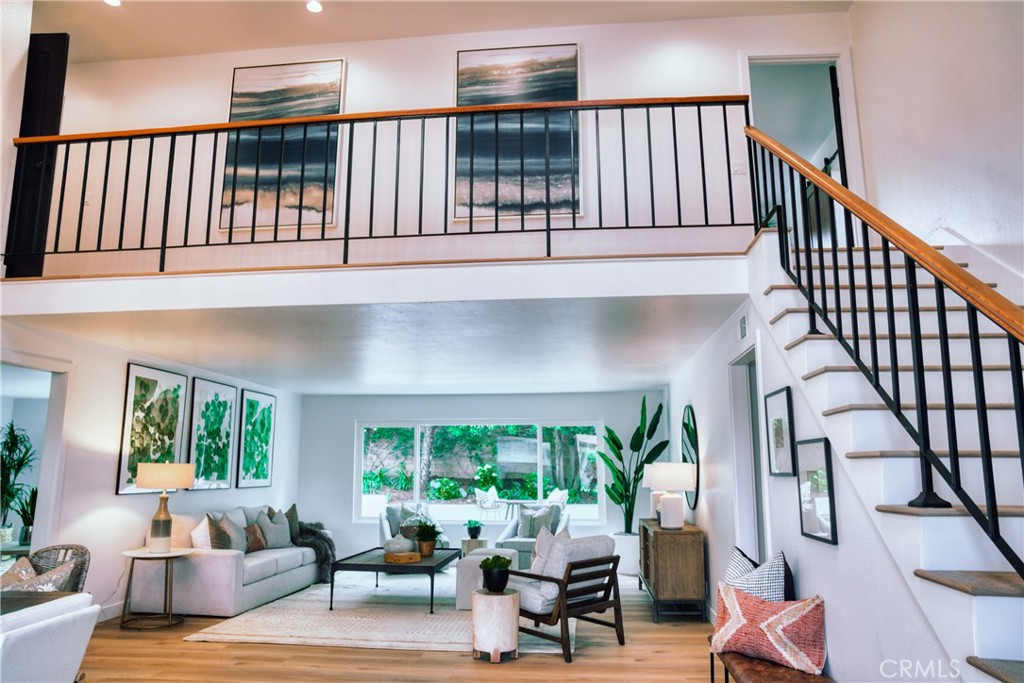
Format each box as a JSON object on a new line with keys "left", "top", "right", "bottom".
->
{"left": 861, "top": 220, "right": 880, "bottom": 384}
{"left": 778, "top": 155, "right": 790, "bottom": 272}
{"left": 96, "top": 140, "right": 112, "bottom": 251}
{"left": 53, "top": 143, "right": 71, "bottom": 253}
{"left": 158, "top": 135, "right": 176, "bottom": 272}
{"left": 881, "top": 240, "right": 901, "bottom": 408}
{"left": 813, "top": 188, "right": 828, "bottom": 321}
{"left": 544, "top": 110, "right": 552, "bottom": 257}
{"left": 369, "top": 120, "right": 379, "bottom": 237}
{"left": 393, "top": 119, "right": 402, "bottom": 237}
{"left": 798, "top": 176, "right": 818, "bottom": 334}
{"left": 934, "top": 282, "right": 961, "bottom": 491}
{"left": 119, "top": 139, "right": 133, "bottom": 250}
{"left": 967, "top": 305, "right": 999, "bottom": 532}
{"left": 342, "top": 121, "right": 355, "bottom": 265}
{"left": 75, "top": 141, "right": 91, "bottom": 253}
{"left": 826, "top": 190, "right": 842, "bottom": 337}
{"left": 183, "top": 134, "right": 197, "bottom": 247}
{"left": 273, "top": 126, "right": 285, "bottom": 242}
{"left": 417, "top": 118, "right": 425, "bottom": 235}
{"left": 228, "top": 130, "right": 241, "bottom": 243}
{"left": 743, "top": 101, "right": 758, "bottom": 231}
{"left": 595, "top": 110, "right": 604, "bottom": 228}
{"left": 722, "top": 105, "right": 735, "bottom": 225}
{"left": 320, "top": 123, "right": 331, "bottom": 240}
{"left": 696, "top": 106, "right": 708, "bottom": 226}
{"left": 790, "top": 166, "right": 803, "bottom": 289}
{"left": 620, "top": 109, "right": 630, "bottom": 228}
{"left": 569, "top": 109, "right": 578, "bottom": 228}
{"left": 493, "top": 113, "right": 499, "bottom": 232}
{"left": 842, "top": 205, "right": 860, "bottom": 362}
{"left": 1008, "top": 336, "right": 1024, "bottom": 486}
{"left": 251, "top": 127, "right": 263, "bottom": 243}
{"left": 297, "top": 124, "right": 308, "bottom": 240}
{"left": 672, "top": 106, "right": 682, "bottom": 226}
{"left": 759, "top": 144, "right": 769, "bottom": 225}
{"left": 906, "top": 261, "right": 947, "bottom": 508}
{"left": 140, "top": 137, "right": 155, "bottom": 249}
{"left": 645, "top": 107, "right": 655, "bottom": 224}
{"left": 443, "top": 116, "right": 451, "bottom": 234}
{"left": 468, "top": 114, "right": 475, "bottom": 233}
{"left": 204, "top": 133, "right": 219, "bottom": 246}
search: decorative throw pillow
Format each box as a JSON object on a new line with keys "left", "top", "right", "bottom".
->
{"left": 711, "top": 582, "right": 826, "bottom": 675}
{"left": 530, "top": 525, "right": 571, "bottom": 574}
{"left": 241, "top": 505, "right": 269, "bottom": 526}
{"left": 221, "top": 506, "right": 248, "bottom": 531}
{"left": 518, "top": 505, "right": 555, "bottom": 539}
{"left": 208, "top": 512, "right": 247, "bottom": 551}
{"left": 244, "top": 523, "right": 267, "bottom": 553}
{"left": 190, "top": 517, "right": 213, "bottom": 550}
{"left": 2, "top": 560, "right": 75, "bottom": 592}
{"left": 725, "top": 547, "right": 793, "bottom": 602}
{"left": 283, "top": 503, "right": 300, "bottom": 542}
{"left": 0, "top": 557, "right": 37, "bottom": 589}
{"left": 257, "top": 510, "right": 292, "bottom": 549}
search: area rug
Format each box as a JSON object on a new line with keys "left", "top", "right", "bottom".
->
{"left": 185, "top": 570, "right": 582, "bottom": 655}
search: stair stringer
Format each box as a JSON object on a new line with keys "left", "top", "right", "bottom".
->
{"left": 745, "top": 229, "right": 1019, "bottom": 682}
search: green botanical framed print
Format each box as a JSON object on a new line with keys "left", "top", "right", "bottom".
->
{"left": 116, "top": 363, "right": 188, "bottom": 494}
{"left": 237, "top": 389, "right": 276, "bottom": 488}
{"left": 188, "top": 378, "right": 237, "bottom": 490}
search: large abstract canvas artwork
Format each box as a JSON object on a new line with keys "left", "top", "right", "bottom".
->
{"left": 237, "top": 389, "right": 276, "bottom": 488}
{"left": 116, "top": 364, "right": 188, "bottom": 494}
{"left": 455, "top": 44, "right": 579, "bottom": 219}
{"left": 221, "top": 60, "right": 344, "bottom": 230}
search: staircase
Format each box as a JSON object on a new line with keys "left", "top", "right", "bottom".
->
{"left": 746, "top": 127, "right": 1023, "bottom": 682}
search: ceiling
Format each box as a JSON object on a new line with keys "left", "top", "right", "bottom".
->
{"left": 11, "top": 294, "right": 746, "bottom": 395}
{"left": 31, "top": 0, "right": 851, "bottom": 64}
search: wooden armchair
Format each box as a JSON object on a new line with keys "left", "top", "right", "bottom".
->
{"left": 509, "top": 552, "right": 624, "bottom": 662}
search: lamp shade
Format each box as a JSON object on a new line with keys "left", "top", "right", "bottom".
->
{"left": 137, "top": 462, "right": 194, "bottom": 491}
{"left": 644, "top": 462, "right": 695, "bottom": 492}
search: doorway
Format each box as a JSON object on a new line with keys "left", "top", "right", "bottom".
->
{"left": 730, "top": 348, "right": 766, "bottom": 563}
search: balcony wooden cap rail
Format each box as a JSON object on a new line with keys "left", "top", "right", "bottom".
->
{"left": 13, "top": 95, "right": 750, "bottom": 146}
{"left": 746, "top": 125, "right": 1024, "bottom": 343}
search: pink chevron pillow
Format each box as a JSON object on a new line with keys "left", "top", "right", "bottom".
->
{"left": 711, "top": 582, "right": 827, "bottom": 675}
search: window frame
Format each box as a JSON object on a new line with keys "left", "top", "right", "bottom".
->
{"left": 353, "top": 418, "right": 605, "bottom": 523}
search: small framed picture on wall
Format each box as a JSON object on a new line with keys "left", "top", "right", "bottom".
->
{"left": 795, "top": 437, "right": 838, "bottom": 545}
{"left": 763, "top": 386, "right": 796, "bottom": 476}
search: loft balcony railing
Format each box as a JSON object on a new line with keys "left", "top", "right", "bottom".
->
{"left": 747, "top": 127, "right": 1024, "bottom": 577}
{"left": 4, "top": 96, "right": 754, "bottom": 278}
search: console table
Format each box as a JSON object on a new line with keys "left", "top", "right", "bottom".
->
{"left": 639, "top": 518, "right": 705, "bottom": 622}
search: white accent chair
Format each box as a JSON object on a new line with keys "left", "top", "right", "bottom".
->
{"left": 378, "top": 502, "right": 451, "bottom": 548}
{"left": 0, "top": 592, "right": 100, "bottom": 683}
{"left": 495, "top": 503, "right": 569, "bottom": 569}
{"left": 473, "top": 486, "right": 506, "bottom": 520}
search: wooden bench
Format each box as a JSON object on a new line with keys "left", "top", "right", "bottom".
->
{"left": 708, "top": 634, "right": 834, "bottom": 683}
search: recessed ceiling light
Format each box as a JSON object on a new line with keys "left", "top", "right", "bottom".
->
{"left": 104, "top": 0, "right": 121, "bottom": 5}
{"left": 306, "top": 0, "right": 323, "bottom": 12}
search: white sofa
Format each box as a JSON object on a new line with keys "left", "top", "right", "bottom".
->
{"left": 0, "top": 592, "right": 100, "bottom": 683}
{"left": 130, "top": 506, "right": 325, "bottom": 618}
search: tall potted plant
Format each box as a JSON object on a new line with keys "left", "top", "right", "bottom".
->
{"left": 598, "top": 397, "right": 669, "bottom": 535}
{"left": 1, "top": 421, "right": 37, "bottom": 544}
{"left": 14, "top": 487, "right": 37, "bottom": 544}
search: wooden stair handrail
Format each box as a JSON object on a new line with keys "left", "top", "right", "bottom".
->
{"left": 12, "top": 95, "right": 749, "bottom": 146}
{"left": 746, "top": 125, "right": 1024, "bottom": 343}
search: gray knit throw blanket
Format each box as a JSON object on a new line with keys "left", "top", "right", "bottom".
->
{"left": 295, "top": 521, "right": 336, "bottom": 583}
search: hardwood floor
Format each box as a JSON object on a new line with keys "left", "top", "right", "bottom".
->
{"left": 80, "top": 579, "right": 715, "bottom": 682}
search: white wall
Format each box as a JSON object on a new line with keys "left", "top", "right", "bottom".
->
{"left": 0, "top": 0, "right": 31, "bottom": 258}
{"left": 667, "top": 242, "right": 952, "bottom": 680}
{"left": 849, "top": 1, "right": 1024, "bottom": 274}
{"left": 297, "top": 390, "right": 667, "bottom": 555}
{"left": 0, "top": 321, "right": 301, "bottom": 619}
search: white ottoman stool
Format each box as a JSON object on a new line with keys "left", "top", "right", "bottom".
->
{"left": 456, "top": 548, "right": 518, "bottom": 610}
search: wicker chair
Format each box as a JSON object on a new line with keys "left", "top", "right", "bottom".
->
{"left": 27, "top": 544, "right": 91, "bottom": 592}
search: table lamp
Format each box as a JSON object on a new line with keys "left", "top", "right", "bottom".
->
{"left": 643, "top": 462, "right": 673, "bottom": 519}
{"left": 137, "top": 462, "right": 194, "bottom": 553}
{"left": 648, "top": 462, "right": 696, "bottom": 529}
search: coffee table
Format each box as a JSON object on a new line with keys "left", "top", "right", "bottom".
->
{"left": 329, "top": 546, "right": 461, "bottom": 614}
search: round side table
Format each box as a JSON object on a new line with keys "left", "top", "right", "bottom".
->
{"left": 471, "top": 588, "right": 519, "bottom": 663}
{"left": 120, "top": 547, "right": 193, "bottom": 629}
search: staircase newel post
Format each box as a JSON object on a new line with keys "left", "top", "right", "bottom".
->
{"left": 905, "top": 261, "right": 951, "bottom": 509}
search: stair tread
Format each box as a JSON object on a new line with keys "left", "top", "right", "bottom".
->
{"left": 876, "top": 504, "right": 1024, "bottom": 518}
{"left": 847, "top": 449, "right": 1019, "bottom": 459}
{"left": 966, "top": 656, "right": 1024, "bottom": 683}
{"left": 823, "top": 402, "right": 1018, "bottom": 415}
{"left": 786, "top": 331, "right": 1007, "bottom": 348}
{"left": 913, "top": 569, "right": 1024, "bottom": 597}
{"left": 802, "top": 364, "right": 1012, "bottom": 380}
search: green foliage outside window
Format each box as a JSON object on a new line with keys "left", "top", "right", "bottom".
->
{"left": 427, "top": 477, "right": 464, "bottom": 500}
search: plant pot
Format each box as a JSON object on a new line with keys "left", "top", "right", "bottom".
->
{"left": 0, "top": 526, "right": 12, "bottom": 544}
{"left": 418, "top": 540, "right": 436, "bottom": 557}
{"left": 482, "top": 568, "right": 510, "bottom": 593}
{"left": 467, "top": 526, "right": 482, "bottom": 540}
{"left": 18, "top": 526, "right": 32, "bottom": 545}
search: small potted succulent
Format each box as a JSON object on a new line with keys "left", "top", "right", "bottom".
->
{"left": 465, "top": 519, "right": 483, "bottom": 540}
{"left": 415, "top": 522, "right": 440, "bottom": 557}
{"left": 479, "top": 554, "right": 512, "bottom": 593}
